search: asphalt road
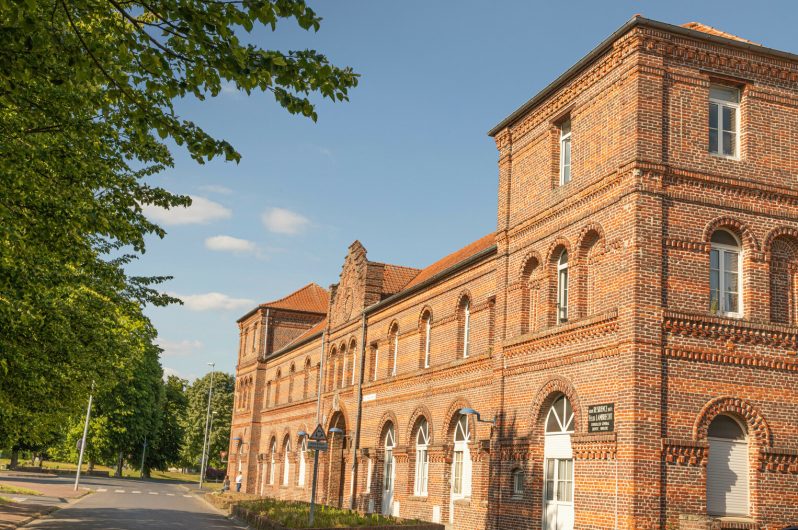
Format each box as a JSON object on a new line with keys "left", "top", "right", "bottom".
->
{"left": 22, "top": 476, "right": 246, "bottom": 530}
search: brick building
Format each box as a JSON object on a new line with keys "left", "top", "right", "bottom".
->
{"left": 227, "top": 16, "right": 798, "bottom": 530}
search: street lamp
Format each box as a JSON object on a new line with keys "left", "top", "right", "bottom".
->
{"left": 199, "top": 362, "right": 215, "bottom": 489}
{"left": 459, "top": 407, "right": 495, "bottom": 424}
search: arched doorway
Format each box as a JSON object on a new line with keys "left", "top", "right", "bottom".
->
{"left": 543, "top": 394, "right": 574, "bottom": 530}
{"left": 381, "top": 423, "right": 396, "bottom": 516}
{"left": 326, "top": 412, "right": 347, "bottom": 508}
{"left": 449, "top": 414, "right": 472, "bottom": 525}
{"left": 707, "top": 415, "right": 749, "bottom": 516}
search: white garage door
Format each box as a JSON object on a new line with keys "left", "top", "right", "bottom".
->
{"left": 707, "top": 415, "right": 749, "bottom": 516}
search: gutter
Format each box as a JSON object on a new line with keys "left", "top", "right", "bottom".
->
{"left": 487, "top": 16, "right": 798, "bottom": 137}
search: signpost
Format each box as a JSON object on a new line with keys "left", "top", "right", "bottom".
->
{"left": 308, "top": 424, "right": 328, "bottom": 526}
{"left": 588, "top": 403, "right": 615, "bottom": 433}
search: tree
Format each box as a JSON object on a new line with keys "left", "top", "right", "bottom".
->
{"left": 143, "top": 375, "right": 188, "bottom": 472}
{"left": 181, "top": 372, "right": 234, "bottom": 471}
{"left": 0, "top": 1, "right": 357, "bottom": 449}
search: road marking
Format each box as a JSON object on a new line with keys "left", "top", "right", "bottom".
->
{"left": 96, "top": 488, "right": 107, "bottom": 492}
{"left": 183, "top": 494, "right": 193, "bottom": 498}
{"left": 114, "top": 489, "right": 125, "bottom": 493}
{"left": 132, "top": 490, "right": 141, "bottom": 494}
{"left": 11, "top": 497, "right": 26, "bottom": 502}
{"left": 166, "top": 493, "right": 174, "bottom": 496}
{"left": 148, "top": 492, "right": 158, "bottom": 495}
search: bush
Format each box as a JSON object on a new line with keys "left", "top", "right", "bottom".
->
{"left": 239, "top": 498, "right": 423, "bottom": 528}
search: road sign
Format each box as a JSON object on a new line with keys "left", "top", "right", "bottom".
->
{"left": 309, "top": 424, "right": 326, "bottom": 441}
{"left": 307, "top": 441, "right": 328, "bottom": 451}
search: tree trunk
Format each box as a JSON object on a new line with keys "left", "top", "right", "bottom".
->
{"left": 115, "top": 451, "right": 123, "bottom": 477}
{"left": 87, "top": 459, "right": 95, "bottom": 473}
{"left": 9, "top": 449, "right": 19, "bottom": 469}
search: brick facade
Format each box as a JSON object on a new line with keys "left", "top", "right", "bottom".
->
{"left": 227, "top": 17, "right": 798, "bottom": 530}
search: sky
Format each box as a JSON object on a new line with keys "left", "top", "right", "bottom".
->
{"left": 126, "top": 0, "right": 798, "bottom": 381}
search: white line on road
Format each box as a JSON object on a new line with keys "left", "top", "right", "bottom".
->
{"left": 132, "top": 490, "right": 141, "bottom": 494}
{"left": 166, "top": 493, "right": 174, "bottom": 496}
{"left": 114, "top": 489, "right": 125, "bottom": 493}
{"left": 183, "top": 494, "right": 193, "bottom": 498}
{"left": 96, "top": 488, "right": 107, "bottom": 492}
{"left": 148, "top": 491, "right": 158, "bottom": 495}
{"left": 11, "top": 497, "right": 26, "bottom": 502}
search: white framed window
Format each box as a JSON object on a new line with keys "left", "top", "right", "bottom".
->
{"left": 282, "top": 438, "right": 291, "bottom": 486}
{"left": 351, "top": 350, "right": 357, "bottom": 386}
{"left": 559, "top": 119, "right": 572, "bottom": 185}
{"left": 462, "top": 299, "right": 471, "bottom": 358}
{"left": 414, "top": 419, "right": 430, "bottom": 496}
{"left": 557, "top": 250, "right": 569, "bottom": 323}
{"left": 269, "top": 439, "right": 276, "bottom": 485}
{"left": 707, "top": 415, "right": 749, "bottom": 516}
{"left": 391, "top": 328, "right": 399, "bottom": 376}
{"left": 365, "top": 457, "right": 373, "bottom": 493}
{"left": 543, "top": 395, "right": 575, "bottom": 530}
{"left": 710, "top": 230, "right": 742, "bottom": 317}
{"left": 512, "top": 469, "right": 524, "bottom": 496}
{"left": 373, "top": 346, "right": 379, "bottom": 382}
{"left": 423, "top": 313, "right": 431, "bottom": 369}
{"left": 297, "top": 436, "right": 307, "bottom": 487}
{"left": 382, "top": 425, "right": 396, "bottom": 516}
{"left": 709, "top": 85, "right": 740, "bottom": 158}
{"left": 341, "top": 355, "right": 347, "bottom": 389}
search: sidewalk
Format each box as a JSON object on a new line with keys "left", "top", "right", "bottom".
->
{"left": 0, "top": 473, "right": 90, "bottom": 529}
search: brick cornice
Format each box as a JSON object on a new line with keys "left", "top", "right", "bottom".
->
{"left": 663, "top": 310, "right": 798, "bottom": 349}
{"left": 760, "top": 447, "right": 798, "bottom": 474}
{"left": 662, "top": 438, "right": 708, "bottom": 467}
{"left": 572, "top": 432, "right": 617, "bottom": 460}
{"left": 503, "top": 309, "right": 618, "bottom": 356}
{"left": 664, "top": 347, "right": 798, "bottom": 373}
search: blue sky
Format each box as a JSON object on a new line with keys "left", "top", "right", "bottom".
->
{"left": 127, "top": 1, "right": 797, "bottom": 381}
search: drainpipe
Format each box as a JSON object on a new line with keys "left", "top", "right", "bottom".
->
{"left": 349, "top": 312, "right": 367, "bottom": 509}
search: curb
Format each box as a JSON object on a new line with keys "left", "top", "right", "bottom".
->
{"left": 12, "top": 490, "right": 93, "bottom": 528}
{"left": 180, "top": 488, "right": 249, "bottom": 529}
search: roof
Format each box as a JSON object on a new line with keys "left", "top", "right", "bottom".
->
{"left": 403, "top": 233, "right": 496, "bottom": 290}
{"left": 237, "top": 283, "right": 329, "bottom": 322}
{"left": 681, "top": 22, "right": 760, "bottom": 45}
{"left": 380, "top": 264, "right": 422, "bottom": 295}
{"left": 488, "top": 16, "right": 794, "bottom": 137}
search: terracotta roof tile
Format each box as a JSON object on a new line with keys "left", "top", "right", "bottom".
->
{"left": 260, "top": 283, "right": 329, "bottom": 314}
{"left": 681, "top": 22, "right": 760, "bottom": 45}
{"left": 403, "top": 233, "right": 495, "bottom": 290}
{"left": 380, "top": 264, "right": 421, "bottom": 295}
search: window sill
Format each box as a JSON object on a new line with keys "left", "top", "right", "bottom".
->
{"left": 408, "top": 495, "right": 428, "bottom": 502}
{"left": 709, "top": 153, "right": 741, "bottom": 162}
{"left": 453, "top": 498, "right": 471, "bottom": 507}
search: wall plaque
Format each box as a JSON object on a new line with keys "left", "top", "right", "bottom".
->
{"left": 588, "top": 403, "right": 615, "bottom": 433}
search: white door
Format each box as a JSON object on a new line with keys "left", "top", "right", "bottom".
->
{"left": 382, "top": 425, "right": 395, "bottom": 516}
{"left": 543, "top": 396, "right": 574, "bottom": 530}
{"left": 707, "top": 415, "right": 749, "bottom": 516}
{"left": 449, "top": 414, "right": 472, "bottom": 525}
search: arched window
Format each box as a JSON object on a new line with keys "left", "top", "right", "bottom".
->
{"left": 449, "top": 414, "right": 472, "bottom": 524}
{"left": 282, "top": 437, "right": 291, "bottom": 486}
{"left": 458, "top": 296, "right": 471, "bottom": 358}
{"left": 557, "top": 250, "right": 569, "bottom": 323}
{"left": 350, "top": 340, "right": 357, "bottom": 386}
{"left": 328, "top": 348, "right": 337, "bottom": 392}
{"left": 512, "top": 468, "right": 524, "bottom": 496}
{"left": 421, "top": 311, "right": 432, "bottom": 369}
{"left": 339, "top": 347, "right": 346, "bottom": 389}
{"left": 710, "top": 230, "right": 742, "bottom": 316}
{"left": 288, "top": 364, "right": 295, "bottom": 403}
{"left": 303, "top": 359, "right": 311, "bottom": 399}
{"left": 544, "top": 395, "right": 574, "bottom": 530}
{"left": 414, "top": 418, "right": 430, "bottom": 496}
{"left": 370, "top": 344, "right": 379, "bottom": 382}
{"left": 382, "top": 424, "right": 396, "bottom": 516}
{"left": 269, "top": 438, "right": 277, "bottom": 485}
{"left": 265, "top": 382, "right": 271, "bottom": 409}
{"left": 389, "top": 324, "right": 399, "bottom": 377}
{"left": 274, "top": 370, "right": 281, "bottom": 406}
{"left": 707, "top": 415, "right": 749, "bottom": 516}
{"left": 297, "top": 435, "right": 307, "bottom": 487}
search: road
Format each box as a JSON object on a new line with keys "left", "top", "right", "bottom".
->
{"left": 21, "top": 476, "right": 246, "bottom": 530}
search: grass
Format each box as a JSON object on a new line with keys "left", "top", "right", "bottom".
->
{"left": 0, "top": 484, "right": 43, "bottom": 496}
{"left": 239, "top": 498, "right": 423, "bottom": 528}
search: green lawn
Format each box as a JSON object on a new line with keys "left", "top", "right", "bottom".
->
{"left": 238, "top": 498, "right": 422, "bottom": 528}
{"left": 0, "top": 484, "right": 43, "bottom": 496}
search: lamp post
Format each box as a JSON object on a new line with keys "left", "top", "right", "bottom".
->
{"left": 459, "top": 407, "right": 496, "bottom": 424}
{"left": 202, "top": 411, "right": 217, "bottom": 481}
{"left": 308, "top": 426, "right": 342, "bottom": 526}
{"left": 73, "top": 381, "right": 95, "bottom": 491}
{"left": 199, "top": 362, "right": 215, "bottom": 489}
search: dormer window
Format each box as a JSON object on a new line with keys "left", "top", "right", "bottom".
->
{"left": 559, "top": 119, "right": 572, "bottom": 185}
{"left": 709, "top": 85, "right": 740, "bottom": 158}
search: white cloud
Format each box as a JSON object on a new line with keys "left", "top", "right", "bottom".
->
{"left": 175, "top": 292, "right": 255, "bottom": 312}
{"left": 199, "top": 184, "right": 233, "bottom": 195}
{"left": 142, "top": 195, "right": 232, "bottom": 226}
{"left": 205, "top": 235, "right": 257, "bottom": 254}
{"left": 262, "top": 207, "right": 310, "bottom": 235}
{"left": 162, "top": 366, "right": 198, "bottom": 382}
{"left": 157, "top": 338, "right": 203, "bottom": 358}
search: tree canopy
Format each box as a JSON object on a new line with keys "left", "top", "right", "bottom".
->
{"left": 0, "top": 0, "right": 357, "bottom": 451}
